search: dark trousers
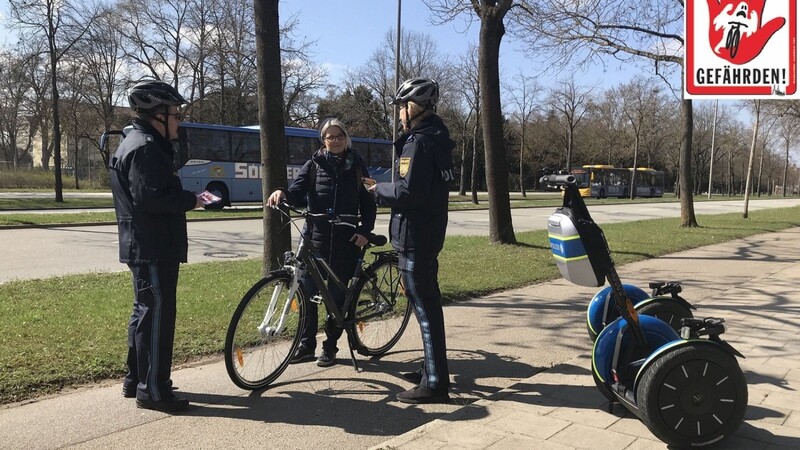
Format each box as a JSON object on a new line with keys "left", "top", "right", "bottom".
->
{"left": 298, "top": 254, "right": 358, "bottom": 354}
{"left": 399, "top": 252, "right": 449, "bottom": 391}
{"left": 123, "top": 261, "right": 179, "bottom": 401}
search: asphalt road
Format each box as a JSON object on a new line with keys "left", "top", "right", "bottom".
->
{"left": 2, "top": 198, "right": 799, "bottom": 284}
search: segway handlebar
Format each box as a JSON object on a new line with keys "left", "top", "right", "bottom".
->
{"left": 539, "top": 174, "right": 576, "bottom": 186}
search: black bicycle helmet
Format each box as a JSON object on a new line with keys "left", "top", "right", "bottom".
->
{"left": 128, "top": 80, "right": 187, "bottom": 111}
{"left": 391, "top": 77, "right": 439, "bottom": 106}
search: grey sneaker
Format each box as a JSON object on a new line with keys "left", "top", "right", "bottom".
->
{"left": 316, "top": 350, "right": 336, "bottom": 367}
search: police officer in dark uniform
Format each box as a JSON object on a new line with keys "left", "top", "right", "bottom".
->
{"left": 109, "top": 80, "right": 202, "bottom": 413}
{"left": 371, "top": 77, "right": 455, "bottom": 404}
{"left": 266, "top": 118, "right": 376, "bottom": 367}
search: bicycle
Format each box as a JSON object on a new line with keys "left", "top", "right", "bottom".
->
{"left": 224, "top": 203, "right": 412, "bottom": 390}
{"left": 724, "top": 21, "right": 746, "bottom": 58}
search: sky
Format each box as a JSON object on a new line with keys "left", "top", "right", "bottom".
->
{"left": 280, "top": 0, "right": 647, "bottom": 94}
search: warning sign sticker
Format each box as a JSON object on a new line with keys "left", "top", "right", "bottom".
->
{"left": 685, "top": 0, "right": 797, "bottom": 99}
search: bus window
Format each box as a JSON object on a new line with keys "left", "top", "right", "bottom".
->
{"left": 185, "top": 127, "right": 232, "bottom": 161}
{"left": 232, "top": 131, "right": 260, "bottom": 163}
{"left": 287, "top": 136, "right": 317, "bottom": 164}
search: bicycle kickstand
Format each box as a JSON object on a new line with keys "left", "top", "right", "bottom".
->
{"left": 346, "top": 332, "right": 362, "bottom": 373}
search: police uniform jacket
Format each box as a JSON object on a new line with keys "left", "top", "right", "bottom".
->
{"left": 109, "top": 119, "right": 198, "bottom": 264}
{"left": 283, "top": 148, "right": 377, "bottom": 260}
{"left": 375, "top": 114, "right": 455, "bottom": 258}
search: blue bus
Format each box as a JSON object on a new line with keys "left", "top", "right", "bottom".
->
{"left": 102, "top": 122, "right": 394, "bottom": 208}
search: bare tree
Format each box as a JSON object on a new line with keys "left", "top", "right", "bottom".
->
{"left": 425, "top": 0, "right": 517, "bottom": 244}
{"left": 505, "top": 71, "right": 540, "bottom": 196}
{"left": 0, "top": 51, "right": 36, "bottom": 169}
{"left": 452, "top": 44, "right": 481, "bottom": 201}
{"left": 518, "top": 0, "right": 698, "bottom": 226}
{"left": 254, "top": 0, "right": 290, "bottom": 273}
{"left": 549, "top": 77, "right": 590, "bottom": 173}
{"left": 77, "top": 6, "right": 128, "bottom": 166}
{"left": 9, "top": 0, "right": 99, "bottom": 201}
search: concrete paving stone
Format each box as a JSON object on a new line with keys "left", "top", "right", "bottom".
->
{"left": 546, "top": 406, "right": 622, "bottom": 430}
{"left": 619, "top": 437, "right": 670, "bottom": 450}
{"left": 487, "top": 433, "right": 575, "bottom": 450}
{"left": 763, "top": 355, "right": 800, "bottom": 370}
{"left": 604, "top": 414, "right": 660, "bottom": 440}
{"left": 786, "top": 368, "right": 800, "bottom": 382}
{"left": 734, "top": 420, "right": 800, "bottom": 447}
{"left": 547, "top": 423, "right": 637, "bottom": 449}
{"left": 786, "top": 411, "right": 800, "bottom": 430}
{"left": 421, "top": 421, "right": 508, "bottom": 449}
{"left": 380, "top": 436, "right": 450, "bottom": 450}
{"left": 760, "top": 390, "right": 800, "bottom": 412}
{"left": 745, "top": 403, "right": 792, "bottom": 427}
{"left": 489, "top": 407, "right": 572, "bottom": 440}
{"left": 490, "top": 389, "right": 566, "bottom": 414}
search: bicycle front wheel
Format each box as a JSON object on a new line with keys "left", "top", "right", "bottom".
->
{"left": 224, "top": 272, "right": 305, "bottom": 390}
{"left": 349, "top": 255, "right": 411, "bottom": 356}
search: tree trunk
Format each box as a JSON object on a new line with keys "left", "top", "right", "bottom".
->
{"left": 519, "top": 127, "right": 526, "bottom": 197}
{"left": 255, "top": 0, "right": 290, "bottom": 274}
{"left": 49, "top": 30, "right": 63, "bottom": 203}
{"left": 743, "top": 100, "right": 760, "bottom": 219}
{"left": 459, "top": 120, "right": 468, "bottom": 196}
{"left": 679, "top": 99, "right": 698, "bottom": 227}
{"left": 783, "top": 139, "right": 790, "bottom": 197}
{"left": 471, "top": 115, "right": 479, "bottom": 205}
{"left": 478, "top": 12, "right": 515, "bottom": 244}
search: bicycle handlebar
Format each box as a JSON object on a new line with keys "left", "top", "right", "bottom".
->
{"left": 277, "top": 202, "right": 387, "bottom": 247}
{"left": 539, "top": 174, "right": 576, "bottom": 185}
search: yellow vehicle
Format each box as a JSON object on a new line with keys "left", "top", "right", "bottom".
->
{"left": 569, "top": 165, "right": 631, "bottom": 198}
{"left": 630, "top": 167, "right": 665, "bottom": 198}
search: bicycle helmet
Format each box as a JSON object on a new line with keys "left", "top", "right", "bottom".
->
{"left": 128, "top": 80, "right": 187, "bottom": 111}
{"left": 391, "top": 77, "right": 439, "bottom": 106}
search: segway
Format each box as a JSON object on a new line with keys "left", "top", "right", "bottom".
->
{"left": 586, "top": 280, "right": 695, "bottom": 341}
{"left": 543, "top": 174, "right": 747, "bottom": 448}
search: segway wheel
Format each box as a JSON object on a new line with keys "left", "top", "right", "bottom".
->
{"left": 635, "top": 300, "right": 693, "bottom": 333}
{"left": 637, "top": 344, "right": 747, "bottom": 448}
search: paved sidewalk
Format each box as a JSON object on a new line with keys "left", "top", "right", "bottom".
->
{"left": 1, "top": 229, "right": 799, "bottom": 449}
{"left": 372, "top": 229, "right": 800, "bottom": 449}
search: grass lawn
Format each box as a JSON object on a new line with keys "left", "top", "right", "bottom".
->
{"left": 1, "top": 206, "right": 799, "bottom": 404}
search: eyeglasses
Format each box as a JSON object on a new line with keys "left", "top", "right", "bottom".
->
{"left": 324, "top": 134, "right": 345, "bottom": 142}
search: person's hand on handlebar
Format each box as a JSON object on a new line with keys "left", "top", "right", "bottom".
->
{"left": 350, "top": 233, "right": 368, "bottom": 247}
{"left": 266, "top": 190, "right": 286, "bottom": 208}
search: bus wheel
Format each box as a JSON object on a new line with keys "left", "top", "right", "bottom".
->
{"left": 205, "top": 182, "right": 229, "bottom": 210}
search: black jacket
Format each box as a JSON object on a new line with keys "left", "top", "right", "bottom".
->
{"left": 109, "top": 119, "right": 197, "bottom": 263}
{"left": 375, "top": 114, "right": 455, "bottom": 257}
{"left": 283, "top": 148, "right": 377, "bottom": 260}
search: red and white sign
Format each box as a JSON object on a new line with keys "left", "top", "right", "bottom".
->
{"left": 685, "top": 0, "right": 797, "bottom": 98}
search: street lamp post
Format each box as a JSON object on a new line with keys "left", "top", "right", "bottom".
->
{"left": 391, "top": 0, "right": 401, "bottom": 183}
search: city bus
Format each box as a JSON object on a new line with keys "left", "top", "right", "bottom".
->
{"left": 569, "top": 165, "right": 631, "bottom": 198}
{"left": 630, "top": 167, "right": 665, "bottom": 198}
{"left": 101, "top": 122, "right": 394, "bottom": 208}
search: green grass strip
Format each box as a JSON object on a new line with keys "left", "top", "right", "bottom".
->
{"left": 1, "top": 206, "right": 798, "bottom": 404}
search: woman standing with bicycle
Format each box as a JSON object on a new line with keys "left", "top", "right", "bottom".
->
{"left": 370, "top": 77, "right": 455, "bottom": 404}
{"left": 266, "top": 118, "right": 376, "bottom": 367}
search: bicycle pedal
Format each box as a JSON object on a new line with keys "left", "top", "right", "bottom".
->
{"left": 310, "top": 295, "right": 322, "bottom": 304}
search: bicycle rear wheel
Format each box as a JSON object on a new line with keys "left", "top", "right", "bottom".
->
{"left": 349, "top": 255, "right": 411, "bottom": 356}
{"left": 224, "top": 272, "right": 305, "bottom": 390}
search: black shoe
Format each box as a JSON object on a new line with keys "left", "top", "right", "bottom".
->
{"left": 135, "top": 396, "right": 189, "bottom": 413}
{"left": 396, "top": 386, "right": 450, "bottom": 404}
{"left": 123, "top": 380, "right": 176, "bottom": 398}
{"left": 401, "top": 369, "right": 423, "bottom": 384}
{"left": 316, "top": 349, "right": 336, "bottom": 367}
{"left": 290, "top": 346, "right": 315, "bottom": 364}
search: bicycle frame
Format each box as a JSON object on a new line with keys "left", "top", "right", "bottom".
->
{"left": 268, "top": 203, "right": 393, "bottom": 370}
